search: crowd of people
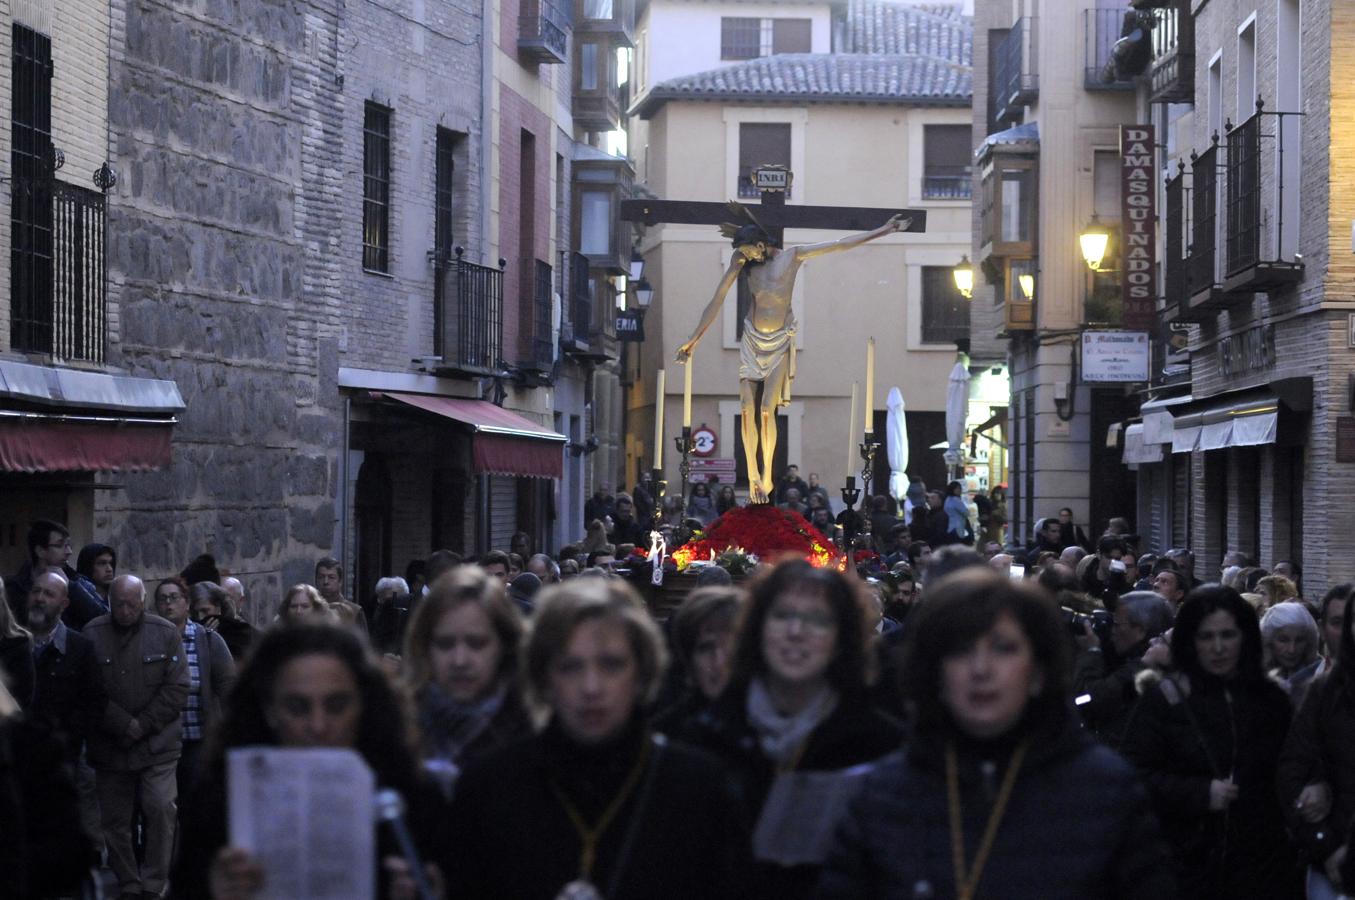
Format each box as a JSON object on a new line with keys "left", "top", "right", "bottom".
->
{"left": 0, "top": 494, "right": 1350, "bottom": 900}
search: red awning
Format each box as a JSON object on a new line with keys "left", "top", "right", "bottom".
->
{"left": 379, "top": 392, "right": 565, "bottom": 479}
{"left": 0, "top": 417, "right": 174, "bottom": 472}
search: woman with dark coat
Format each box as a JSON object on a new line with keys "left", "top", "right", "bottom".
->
{"left": 677, "top": 559, "right": 902, "bottom": 900}
{"left": 1278, "top": 588, "right": 1355, "bottom": 898}
{"left": 1120, "top": 585, "right": 1301, "bottom": 899}
{"left": 443, "top": 577, "right": 748, "bottom": 900}
{"left": 686, "top": 481, "right": 720, "bottom": 527}
{"left": 401, "top": 566, "right": 532, "bottom": 796}
{"left": 173, "top": 624, "right": 450, "bottom": 899}
{"left": 818, "top": 571, "right": 1174, "bottom": 900}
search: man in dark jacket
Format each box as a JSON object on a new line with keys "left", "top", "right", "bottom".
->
{"left": 5, "top": 520, "right": 106, "bottom": 630}
{"left": 774, "top": 464, "right": 811, "bottom": 505}
{"left": 26, "top": 570, "right": 105, "bottom": 761}
{"left": 1072, "top": 591, "right": 1175, "bottom": 747}
{"left": 607, "top": 494, "right": 648, "bottom": 547}
{"left": 85, "top": 574, "right": 188, "bottom": 900}
{"left": 584, "top": 485, "right": 615, "bottom": 528}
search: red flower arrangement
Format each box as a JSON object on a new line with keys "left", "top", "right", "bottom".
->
{"left": 672, "top": 504, "right": 840, "bottom": 570}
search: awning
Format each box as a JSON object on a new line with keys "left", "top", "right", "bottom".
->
{"left": 1140, "top": 393, "right": 1191, "bottom": 445}
{"left": 0, "top": 412, "right": 174, "bottom": 472}
{"left": 379, "top": 392, "right": 565, "bottom": 479}
{"left": 1171, "top": 398, "right": 1282, "bottom": 453}
{"left": 1123, "top": 423, "right": 1164, "bottom": 465}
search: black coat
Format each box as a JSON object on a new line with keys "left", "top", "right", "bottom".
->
{"left": 1277, "top": 671, "right": 1355, "bottom": 866}
{"left": 1071, "top": 642, "right": 1148, "bottom": 748}
{"left": 444, "top": 720, "right": 749, "bottom": 900}
{"left": 1119, "top": 673, "right": 1301, "bottom": 899}
{"left": 676, "top": 687, "right": 903, "bottom": 900}
{"left": 30, "top": 627, "right": 104, "bottom": 760}
{"left": 816, "top": 723, "right": 1176, "bottom": 900}
{"left": 212, "top": 616, "right": 255, "bottom": 663}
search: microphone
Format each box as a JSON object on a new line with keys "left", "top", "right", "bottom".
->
{"left": 374, "top": 788, "right": 437, "bottom": 900}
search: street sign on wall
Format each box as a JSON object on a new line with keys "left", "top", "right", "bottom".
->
{"left": 1082, "top": 330, "right": 1150, "bottom": 383}
{"left": 616, "top": 310, "right": 645, "bottom": 341}
{"left": 688, "top": 457, "right": 736, "bottom": 483}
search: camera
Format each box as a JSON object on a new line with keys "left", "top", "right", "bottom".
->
{"left": 1062, "top": 607, "right": 1113, "bottom": 643}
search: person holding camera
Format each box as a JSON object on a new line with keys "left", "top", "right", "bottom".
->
{"left": 1071, "top": 591, "right": 1175, "bottom": 748}
{"left": 1080, "top": 535, "right": 1133, "bottom": 609}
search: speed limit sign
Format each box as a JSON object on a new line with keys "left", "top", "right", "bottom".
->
{"left": 692, "top": 426, "right": 717, "bottom": 457}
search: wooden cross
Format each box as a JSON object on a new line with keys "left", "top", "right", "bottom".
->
{"left": 620, "top": 166, "right": 928, "bottom": 246}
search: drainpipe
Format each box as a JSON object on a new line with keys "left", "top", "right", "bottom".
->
{"left": 479, "top": 0, "right": 494, "bottom": 260}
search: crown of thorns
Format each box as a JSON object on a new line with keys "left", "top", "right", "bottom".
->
{"left": 719, "top": 201, "right": 780, "bottom": 248}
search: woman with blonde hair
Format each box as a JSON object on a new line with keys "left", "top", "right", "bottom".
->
{"left": 274, "top": 583, "right": 332, "bottom": 627}
{"left": 403, "top": 566, "right": 531, "bottom": 792}
{"left": 444, "top": 577, "right": 748, "bottom": 899}
{"left": 0, "top": 580, "right": 34, "bottom": 708}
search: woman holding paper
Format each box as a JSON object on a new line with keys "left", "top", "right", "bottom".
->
{"left": 818, "top": 571, "right": 1176, "bottom": 900}
{"left": 676, "top": 559, "right": 902, "bottom": 900}
{"left": 174, "top": 624, "right": 451, "bottom": 900}
{"left": 443, "top": 577, "right": 748, "bottom": 900}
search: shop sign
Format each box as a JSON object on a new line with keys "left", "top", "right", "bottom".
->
{"left": 1218, "top": 324, "right": 1275, "bottom": 377}
{"left": 615, "top": 310, "right": 645, "bottom": 341}
{"left": 1082, "top": 330, "right": 1151, "bottom": 383}
{"left": 1121, "top": 125, "right": 1156, "bottom": 332}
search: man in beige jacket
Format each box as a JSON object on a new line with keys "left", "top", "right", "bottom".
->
{"left": 85, "top": 574, "right": 188, "bottom": 900}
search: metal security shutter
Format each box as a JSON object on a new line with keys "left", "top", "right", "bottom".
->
{"left": 489, "top": 475, "right": 517, "bottom": 551}
{"left": 1171, "top": 453, "right": 1190, "bottom": 550}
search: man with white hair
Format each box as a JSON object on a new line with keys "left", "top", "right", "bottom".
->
{"left": 84, "top": 574, "right": 188, "bottom": 900}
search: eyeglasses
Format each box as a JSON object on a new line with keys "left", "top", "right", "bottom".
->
{"left": 46, "top": 541, "right": 71, "bottom": 550}
{"left": 767, "top": 607, "right": 836, "bottom": 633}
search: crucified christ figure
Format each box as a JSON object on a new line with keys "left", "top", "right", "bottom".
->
{"left": 676, "top": 210, "right": 909, "bottom": 504}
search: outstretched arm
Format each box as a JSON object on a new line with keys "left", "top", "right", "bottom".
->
{"left": 677, "top": 256, "right": 745, "bottom": 360}
{"left": 793, "top": 214, "right": 910, "bottom": 261}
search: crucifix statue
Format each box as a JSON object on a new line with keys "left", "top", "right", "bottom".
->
{"left": 622, "top": 166, "right": 927, "bottom": 505}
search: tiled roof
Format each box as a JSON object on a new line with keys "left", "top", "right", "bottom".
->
{"left": 637, "top": 52, "right": 971, "bottom": 117}
{"left": 842, "top": 0, "right": 972, "bottom": 66}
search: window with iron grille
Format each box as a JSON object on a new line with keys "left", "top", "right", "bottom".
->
{"left": 920, "top": 266, "right": 970, "bottom": 345}
{"left": 363, "top": 102, "right": 391, "bottom": 273}
{"left": 11, "top": 23, "right": 54, "bottom": 354}
{"left": 923, "top": 125, "right": 972, "bottom": 199}
{"left": 721, "top": 17, "right": 760, "bottom": 59}
{"left": 738, "top": 122, "right": 790, "bottom": 199}
{"left": 434, "top": 128, "right": 456, "bottom": 263}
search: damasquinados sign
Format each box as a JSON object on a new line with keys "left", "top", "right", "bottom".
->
{"left": 1121, "top": 125, "right": 1156, "bottom": 332}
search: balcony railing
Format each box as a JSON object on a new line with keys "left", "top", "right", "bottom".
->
{"left": 1222, "top": 102, "right": 1304, "bottom": 294}
{"left": 922, "top": 169, "right": 973, "bottom": 200}
{"left": 1148, "top": 1, "right": 1193, "bottom": 104}
{"left": 993, "top": 18, "right": 1038, "bottom": 123}
{"left": 520, "top": 0, "right": 569, "bottom": 64}
{"left": 1085, "top": 7, "right": 1136, "bottom": 90}
{"left": 439, "top": 248, "right": 505, "bottom": 373}
{"left": 10, "top": 175, "right": 107, "bottom": 364}
{"left": 519, "top": 257, "right": 554, "bottom": 371}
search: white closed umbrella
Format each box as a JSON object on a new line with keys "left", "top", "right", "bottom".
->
{"left": 886, "top": 387, "right": 909, "bottom": 503}
{"left": 945, "top": 359, "right": 971, "bottom": 477}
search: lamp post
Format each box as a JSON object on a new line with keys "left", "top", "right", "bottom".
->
{"left": 1079, "top": 216, "right": 1111, "bottom": 272}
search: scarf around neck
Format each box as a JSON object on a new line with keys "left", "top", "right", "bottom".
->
{"left": 418, "top": 680, "right": 507, "bottom": 763}
{"left": 745, "top": 677, "right": 838, "bottom": 766}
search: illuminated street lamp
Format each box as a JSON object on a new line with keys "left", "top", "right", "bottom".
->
{"left": 952, "top": 255, "right": 975, "bottom": 299}
{"left": 1079, "top": 216, "right": 1111, "bottom": 272}
{"left": 1018, "top": 271, "right": 1035, "bottom": 301}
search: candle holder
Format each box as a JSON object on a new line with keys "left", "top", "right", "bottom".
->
{"left": 839, "top": 475, "right": 861, "bottom": 545}
{"left": 674, "top": 427, "right": 694, "bottom": 514}
{"left": 859, "top": 432, "right": 881, "bottom": 501}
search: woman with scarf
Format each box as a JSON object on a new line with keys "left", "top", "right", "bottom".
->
{"left": 1120, "top": 585, "right": 1301, "bottom": 899}
{"left": 443, "top": 577, "right": 747, "bottom": 899}
{"left": 678, "top": 559, "right": 902, "bottom": 900}
{"left": 818, "top": 571, "right": 1174, "bottom": 900}
{"left": 402, "top": 566, "right": 532, "bottom": 797}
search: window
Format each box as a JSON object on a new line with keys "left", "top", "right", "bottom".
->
{"left": 363, "top": 102, "right": 391, "bottom": 273}
{"left": 921, "top": 266, "right": 970, "bottom": 345}
{"left": 923, "top": 125, "right": 972, "bottom": 199}
{"left": 1000, "top": 166, "right": 1034, "bottom": 244}
{"left": 11, "top": 23, "right": 54, "bottom": 354}
{"left": 738, "top": 122, "right": 790, "bottom": 199}
{"left": 579, "top": 190, "right": 612, "bottom": 256}
{"left": 985, "top": 28, "right": 1010, "bottom": 135}
{"left": 581, "top": 42, "right": 599, "bottom": 90}
{"left": 1237, "top": 19, "right": 1255, "bottom": 123}
{"left": 583, "top": 0, "right": 612, "bottom": 19}
{"left": 722, "top": 17, "right": 809, "bottom": 59}
{"left": 722, "top": 17, "right": 760, "bottom": 59}
{"left": 772, "top": 19, "right": 811, "bottom": 53}
{"left": 434, "top": 128, "right": 456, "bottom": 262}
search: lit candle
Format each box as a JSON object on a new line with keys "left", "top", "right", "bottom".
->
{"left": 846, "top": 382, "right": 859, "bottom": 480}
{"left": 654, "top": 368, "right": 665, "bottom": 470}
{"left": 864, "top": 338, "right": 875, "bottom": 436}
{"left": 683, "top": 359, "right": 693, "bottom": 428}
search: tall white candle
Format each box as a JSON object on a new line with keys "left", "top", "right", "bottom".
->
{"left": 864, "top": 338, "right": 876, "bottom": 436}
{"left": 683, "top": 360, "right": 693, "bottom": 429}
{"left": 846, "top": 382, "right": 859, "bottom": 480}
{"left": 654, "top": 368, "right": 666, "bottom": 470}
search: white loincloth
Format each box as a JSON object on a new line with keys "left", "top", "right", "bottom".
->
{"left": 739, "top": 313, "right": 797, "bottom": 409}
